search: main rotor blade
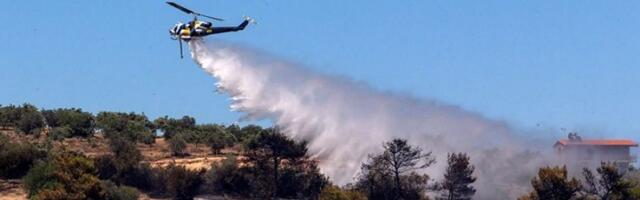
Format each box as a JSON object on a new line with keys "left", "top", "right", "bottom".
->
{"left": 167, "top": 2, "right": 194, "bottom": 14}
{"left": 196, "top": 13, "right": 224, "bottom": 21}
{"left": 167, "top": 1, "right": 224, "bottom": 21}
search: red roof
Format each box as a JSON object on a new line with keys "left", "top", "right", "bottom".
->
{"left": 555, "top": 139, "right": 638, "bottom": 147}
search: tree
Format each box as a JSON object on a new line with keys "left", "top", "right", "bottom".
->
{"left": 96, "top": 112, "right": 154, "bottom": 142}
{"left": 108, "top": 135, "right": 143, "bottom": 171}
{"left": 582, "top": 162, "right": 633, "bottom": 200}
{"left": 382, "top": 138, "right": 435, "bottom": 199}
{"left": 0, "top": 104, "right": 41, "bottom": 130}
{"left": 238, "top": 124, "right": 262, "bottom": 143}
{"left": 140, "top": 131, "right": 156, "bottom": 146}
{"left": 521, "top": 166, "right": 581, "bottom": 200}
{"left": 10, "top": 104, "right": 46, "bottom": 135}
{"left": 0, "top": 104, "right": 21, "bottom": 128}
{"left": 170, "top": 133, "right": 188, "bottom": 156}
{"left": 247, "top": 128, "right": 306, "bottom": 197}
{"left": 437, "top": 153, "right": 476, "bottom": 200}
{"left": 42, "top": 108, "right": 95, "bottom": 137}
{"left": 207, "top": 132, "right": 233, "bottom": 155}
{"left": 245, "top": 127, "right": 326, "bottom": 198}
{"left": 154, "top": 115, "right": 196, "bottom": 139}
{"left": 355, "top": 138, "right": 434, "bottom": 200}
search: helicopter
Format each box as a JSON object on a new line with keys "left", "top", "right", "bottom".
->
{"left": 167, "top": 2, "right": 254, "bottom": 58}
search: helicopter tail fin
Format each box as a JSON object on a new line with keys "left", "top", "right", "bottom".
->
{"left": 237, "top": 16, "right": 256, "bottom": 30}
{"left": 237, "top": 20, "right": 249, "bottom": 31}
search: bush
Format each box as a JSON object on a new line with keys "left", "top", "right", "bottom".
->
{"left": 205, "top": 156, "right": 252, "bottom": 195}
{"left": 17, "top": 109, "right": 45, "bottom": 135}
{"left": 169, "top": 133, "right": 188, "bottom": 157}
{"left": 103, "top": 180, "right": 140, "bottom": 200}
{"left": 96, "top": 112, "right": 155, "bottom": 142}
{"left": 158, "top": 164, "right": 204, "bottom": 200}
{"left": 319, "top": 185, "right": 367, "bottom": 200}
{"left": 154, "top": 116, "right": 196, "bottom": 139}
{"left": 0, "top": 105, "right": 21, "bottom": 127}
{"left": 42, "top": 108, "right": 95, "bottom": 137}
{"left": 95, "top": 155, "right": 119, "bottom": 180}
{"left": 0, "top": 136, "right": 47, "bottom": 179}
{"left": 23, "top": 151, "right": 104, "bottom": 199}
{"left": 0, "top": 104, "right": 42, "bottom": 131}
{"left": 48, "top": 126, "right": 72, "bottom": 142}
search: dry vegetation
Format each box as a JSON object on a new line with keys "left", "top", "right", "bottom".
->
{"left": 0, "top": 130, "right": 235, "bottom": 199}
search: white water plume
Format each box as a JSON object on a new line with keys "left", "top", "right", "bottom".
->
{"left": 189, "top": 40, "right": 552, "bottom": 199}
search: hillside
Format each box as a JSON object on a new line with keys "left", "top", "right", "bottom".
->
{"left": 0, "top": 129, "right": 236, "bottom": 200}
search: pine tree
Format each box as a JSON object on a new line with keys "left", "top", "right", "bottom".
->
{"left": 520, "top": 166, "right": 581, "bottom": 200}
{"left": 437, "top": 153, "right": 476, "bottom": 200}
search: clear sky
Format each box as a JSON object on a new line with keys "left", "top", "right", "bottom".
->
{"left": 1, "top": 1, "right": 639, "bottom": 142}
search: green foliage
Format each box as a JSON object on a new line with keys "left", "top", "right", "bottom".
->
{"left": 102, "top": 180, "right": 140, "bottom": 200}
{"left": 156, "top": 164, "right": 204, "bottom": 200}
{"left": 238, "top": 124, "right": 262, "bottom": 143}
{"left": 437, "top": 153, "right": 476, "bottom": 200}
{"left": 154, "top": 115, "right": 196, "bottom": 139}
{"left": 97, "top": 111, "right": 154, "bottom": 142}
{"left": 0, "top": 104, "right": 46, "bottom": 135}
{"left": 202, "top": 125, "right": 234, "bottom": 155}
{"left": 18, "top": 110, "right": 45, "bottom": 135}
{"left": 319, "top": 185, "right": 368, "bottom": 200}
{"left": 108, "top": 136, "right": 143, "bottom": 170}
{"left": 0, "top": 104, "right": 44, "bottom": 134}
{"left": 48, "top": 126, "right": 72, "bottom": 142}
{"left": 42, "top": 108, "right": 95, "bottom": 137}
{"left": 23, "top": 150, "right": 105, "bottom": 200}
{"left": 244, "top": 127, "right": 327, "bottom": 198}
{"left": 630, "top": 186, "right": 640, "bottom": 200}
{"left": 22, "top": 160, "right": 57, "bottom": 197}
{"left": 99, "top": 135, "right": 158, "bottom": 191}
{"left": 0, "top": 104, "right": 21, "bottom": 127}
{"left": 169, "top": 133, "right": 188, "bottom": 156}
{"left": 205, "top": 155, "right": 253, "bottom": 195}
{"left": 140, "top": 131, "right": 156, "bottom": 145}
{"left": 582, "top": 162, "right": 634, "bottom": 200}
{"left": 521, "top": 166, "right": 581, "bottom": 200}
{"left": 0, "top": 135, "right": 47, "bottom": 178}
{"left": 356, "top": 138, "right": 433, "bottom": 200}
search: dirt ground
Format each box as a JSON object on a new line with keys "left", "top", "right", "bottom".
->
{"left": 0, "top": 180, "right": 25, "bottom": 200}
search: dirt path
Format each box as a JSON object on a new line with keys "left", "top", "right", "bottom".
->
{"left": 0, "top": 180, "right": 26, "bottom": 200}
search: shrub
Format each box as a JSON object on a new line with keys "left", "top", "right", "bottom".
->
{"left": 0, "top": 136, "right": 47, "bottom": 179}
{"left": 95, "top": 155, "right": 119, "bottom": 180}
{"left": 160, "top": 164, "right": 204, "bottom": 200}
{"left": 42, "top": 108, "right": 95, "bottom": 138}
{"left": 17, "top": 110, "right": 45, "bottom": 135}
{"left": 169, "top": 133, "right": 188, "bottom": 157}
{"left": 205, "top": 156, "right": 252, "bottom": 195}
{"left": 23, "top": 151, "right": 104, "bottom": 199}
{"left": 103, "top": 180, "right": 140, "bottom": 200}
{"left": 319, "top": 185, "right": 367, "bottom": 200}
{"left": 48, "top": 126, "right": 72, "bottom": 142}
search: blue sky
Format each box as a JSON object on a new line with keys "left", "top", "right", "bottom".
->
{"left": 1, "top": 1, "right": 639, "bottom": 142}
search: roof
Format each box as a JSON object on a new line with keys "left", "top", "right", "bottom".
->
{"left": 555, "top": 139, "right": 638, "bottom": 147}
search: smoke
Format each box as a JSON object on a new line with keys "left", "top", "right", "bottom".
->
{"left": 189, "top": 40, "right": 553, "bottom": 199}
